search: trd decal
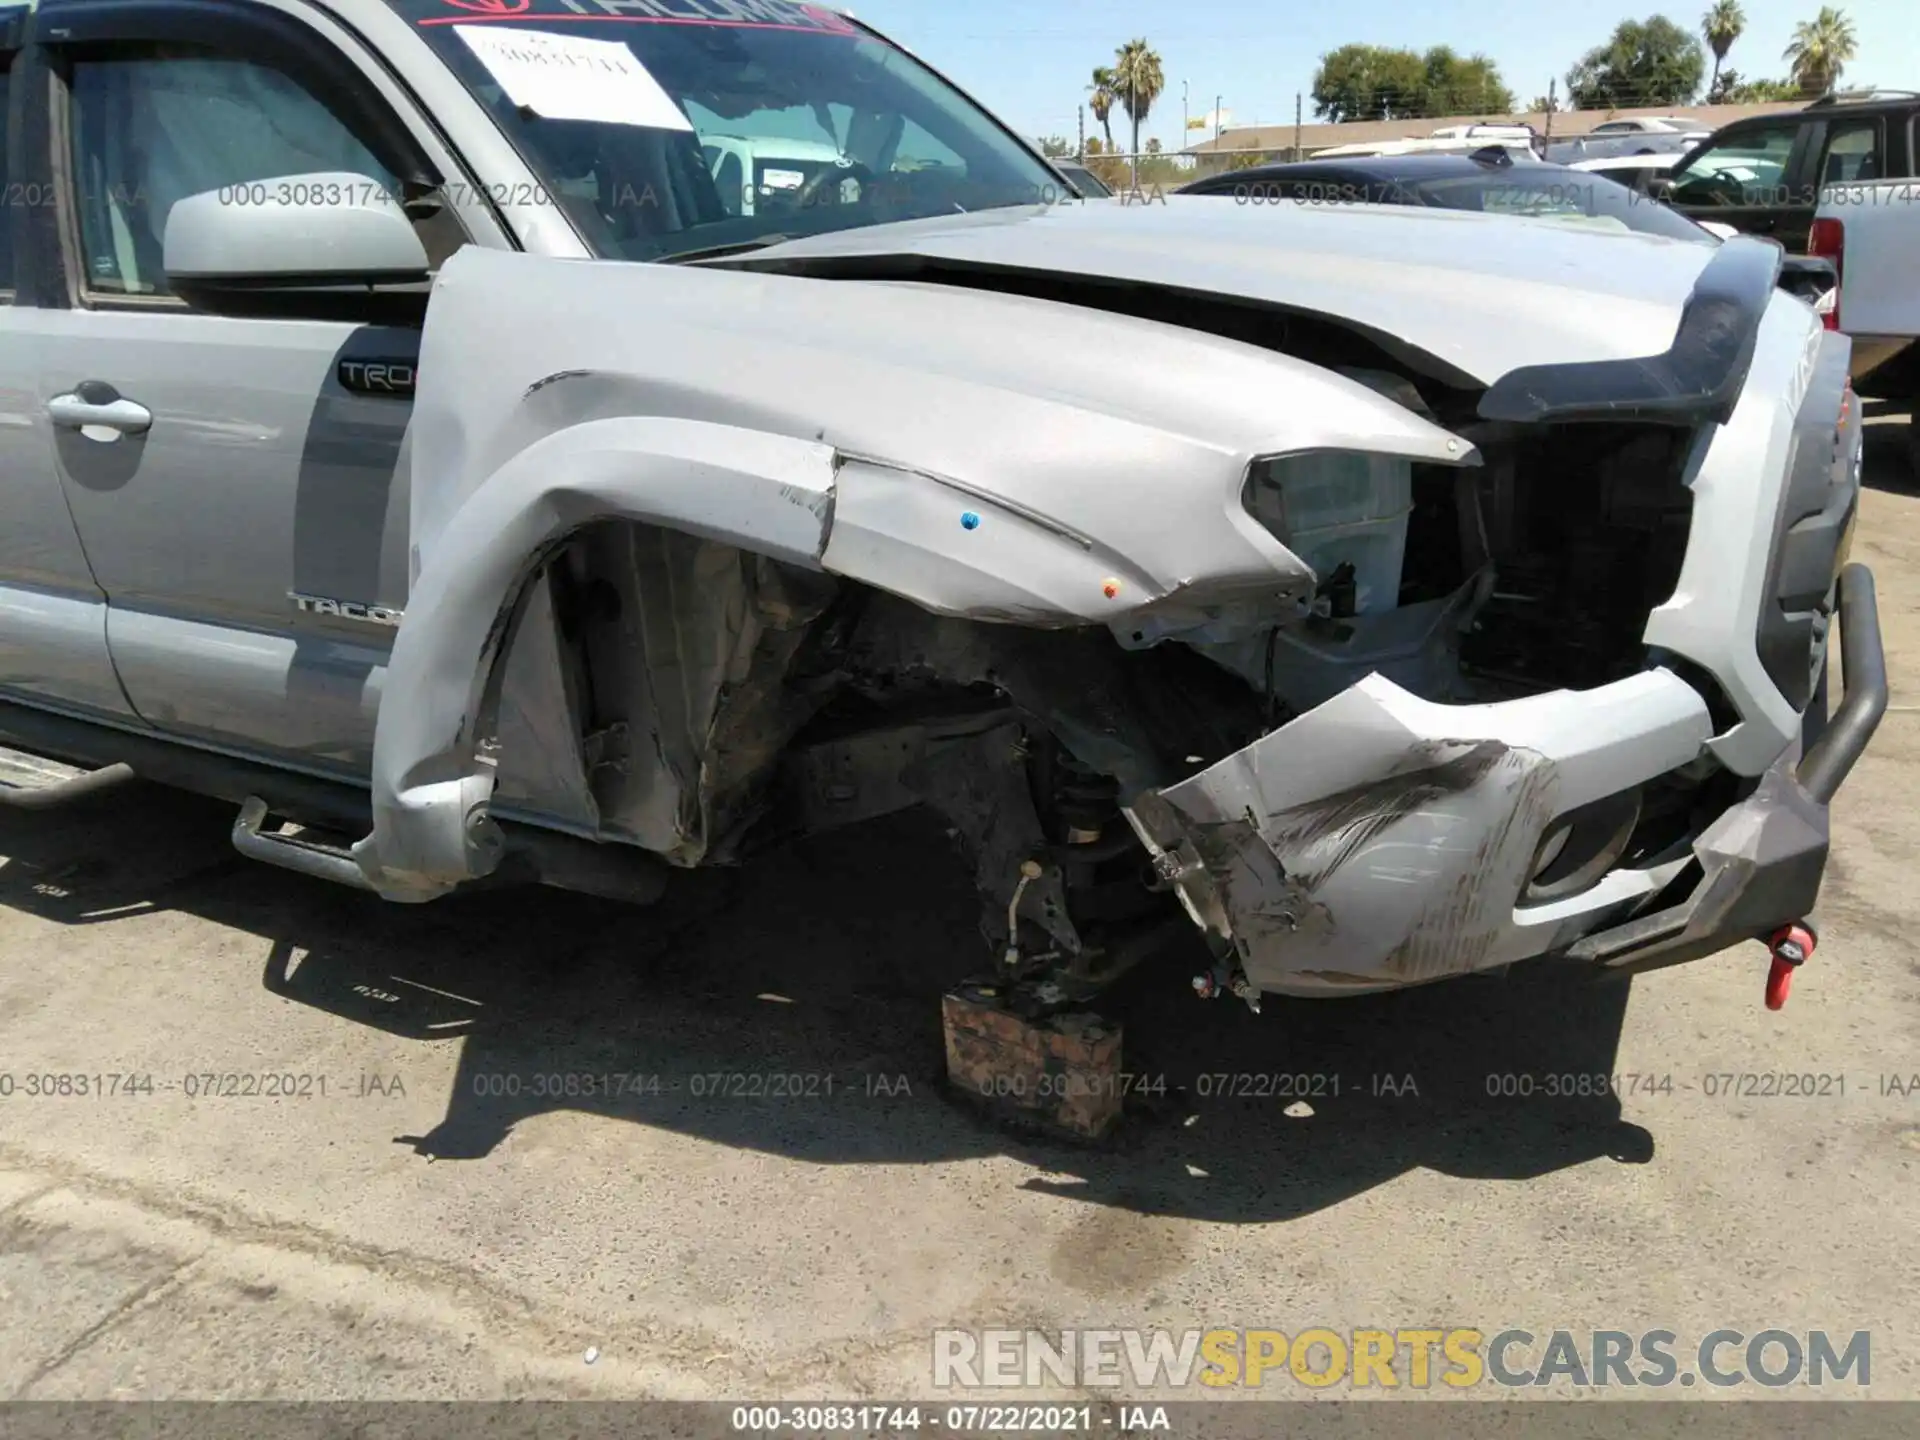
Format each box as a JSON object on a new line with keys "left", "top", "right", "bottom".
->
{"left": 338, "top": 359, "right": 417, "bottom": 396}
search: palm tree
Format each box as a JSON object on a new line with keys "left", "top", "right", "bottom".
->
{"left": 1784, "top": 6, "right": 1858, "bottom": 96}
{"left": 1087, "top": 67, "right": 1118, "bottom": 152}
{"left": 1111, "top": 38, "right": 1165, "bottom": 186}
{"left": 1701, "top": 1, "right": 1746, "bottom": 98}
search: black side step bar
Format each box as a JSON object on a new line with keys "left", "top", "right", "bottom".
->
{"left": 0, "top": 759, "right": 138, "bottom": 810}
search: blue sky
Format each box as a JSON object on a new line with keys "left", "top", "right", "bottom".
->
{"left": 845, "top": 0, "right": 1911, "bottom": 146}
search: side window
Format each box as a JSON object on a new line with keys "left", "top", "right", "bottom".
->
{"left": 65, "top": 43, "right": 450, "bottom": 301}
{"left": 1819, "top": 120, "right": 1882, "bottom": 185}
{"left": 1667, "top": 122, "right": 1801, "bottom": 207}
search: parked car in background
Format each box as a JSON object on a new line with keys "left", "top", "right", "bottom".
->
{"left": 1179, "top": 150, "right": 1839, "bottom": 308}
{"left": 1811, "top": 178, "right": 1920, "bottom": 470}
{"left": 1587, "top": 116, "right": 1698, "bottom": 136}
{"left": 1654, "top": 89, "right": 1919, "bottom": 439}
{"left": 1657, "top": 89, "right": 1919, "bottom": 253}
{"left": 1546, "top": 117, "right": 1711, "bottom": 166}
{"left": 1310, "top": 122, "right": 1537, "bottom": 160}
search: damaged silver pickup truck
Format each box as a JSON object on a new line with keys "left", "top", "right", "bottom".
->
{"left": 0, "top": 0, "right": 1887, "bottom": 1019}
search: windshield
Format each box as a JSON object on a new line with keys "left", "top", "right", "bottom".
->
{"left": 392, "top": 0, "right": 1060, "bottom": 260}
{"left": 1398, "top": 168, "right": 1713, "bottom": 243}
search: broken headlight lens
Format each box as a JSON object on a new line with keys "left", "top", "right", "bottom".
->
{"left": 1241, "top": 450, "right": 1416, "bottom": 617}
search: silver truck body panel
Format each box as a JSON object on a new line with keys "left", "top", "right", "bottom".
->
{"left": 1646, "top": 298, "right": 1827, "bottom": 775}
{"left": 0, "top": 367, "right": 133, "bottom": 719}
{"left": 17, "top": 307, "right": 412, "bottom": 767}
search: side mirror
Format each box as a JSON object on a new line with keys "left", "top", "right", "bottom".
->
{"left": 163, "top": 171, "right": 431, "bottom": 321}
{"left": 1646, "top": 174, "right": 1676, "bottom": 201}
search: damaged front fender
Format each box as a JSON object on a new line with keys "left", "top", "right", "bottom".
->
{"left": 1126, "top": 668, "right": 1715, "bottom": 995}
{"left": 351, "top": 417, "right": 837, "bottom": 900}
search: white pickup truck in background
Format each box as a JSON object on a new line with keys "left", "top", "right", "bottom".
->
{"left": 1812, "top": 181, "right": 1920, "bottom": 473}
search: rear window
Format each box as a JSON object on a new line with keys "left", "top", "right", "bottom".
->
{"left": 1186, "top": 165, "right": 1713, "bottom": 243}
{"left": 1404, "top": 170, "right": 1711, "bottom": 241}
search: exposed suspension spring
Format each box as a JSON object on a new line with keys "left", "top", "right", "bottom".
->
{"left": 1052, "top": 745, "right": 1120, "bottom": 845}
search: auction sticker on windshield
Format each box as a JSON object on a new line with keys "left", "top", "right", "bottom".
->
{"left": 453, "top": 25, "right": 694, "bottom": 128}
{"left": 417, "top": 0, "right": 861, "bottom": 35}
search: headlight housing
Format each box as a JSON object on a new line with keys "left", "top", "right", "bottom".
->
{"left": 1242, "top": 450, "right": 1416, "bottom": 618}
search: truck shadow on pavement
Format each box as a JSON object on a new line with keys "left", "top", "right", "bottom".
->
{"left": 0, "top": 784, "right": 1656, "bottom": 1224}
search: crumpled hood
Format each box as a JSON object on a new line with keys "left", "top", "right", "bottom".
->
{"left": 403, "top": 246, "right": 1477, "bottom": 611}
{"left": 719, "top": 196, "right": 1720, "bottom": 385}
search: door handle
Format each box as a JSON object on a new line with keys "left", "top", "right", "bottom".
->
{"left": 48, "top": 390, "right": 152, "bottom": 437}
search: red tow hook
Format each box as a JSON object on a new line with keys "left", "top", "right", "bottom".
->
{"left": 1764, "top": 922, "right": 1818, "bottom": 1010}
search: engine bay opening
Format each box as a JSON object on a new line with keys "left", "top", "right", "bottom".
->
{"left": 1191, "top": 406, "right": 1698, "bottom": 719}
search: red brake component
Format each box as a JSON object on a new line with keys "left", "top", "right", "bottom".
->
{"left": 1764, "top": 923, "right": 1817, "bottom": 1010}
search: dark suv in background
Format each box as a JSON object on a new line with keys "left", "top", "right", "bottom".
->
{"left": 1659, "top": 89, "right": 1918, "bottom": 253}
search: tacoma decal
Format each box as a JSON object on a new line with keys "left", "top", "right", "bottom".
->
{"left": 290, "top": 593, "right": 406, "bottom": 627}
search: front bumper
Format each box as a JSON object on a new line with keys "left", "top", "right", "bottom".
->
{"left": 1126, "top": 564, "right": 1887, "bottom": 997}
